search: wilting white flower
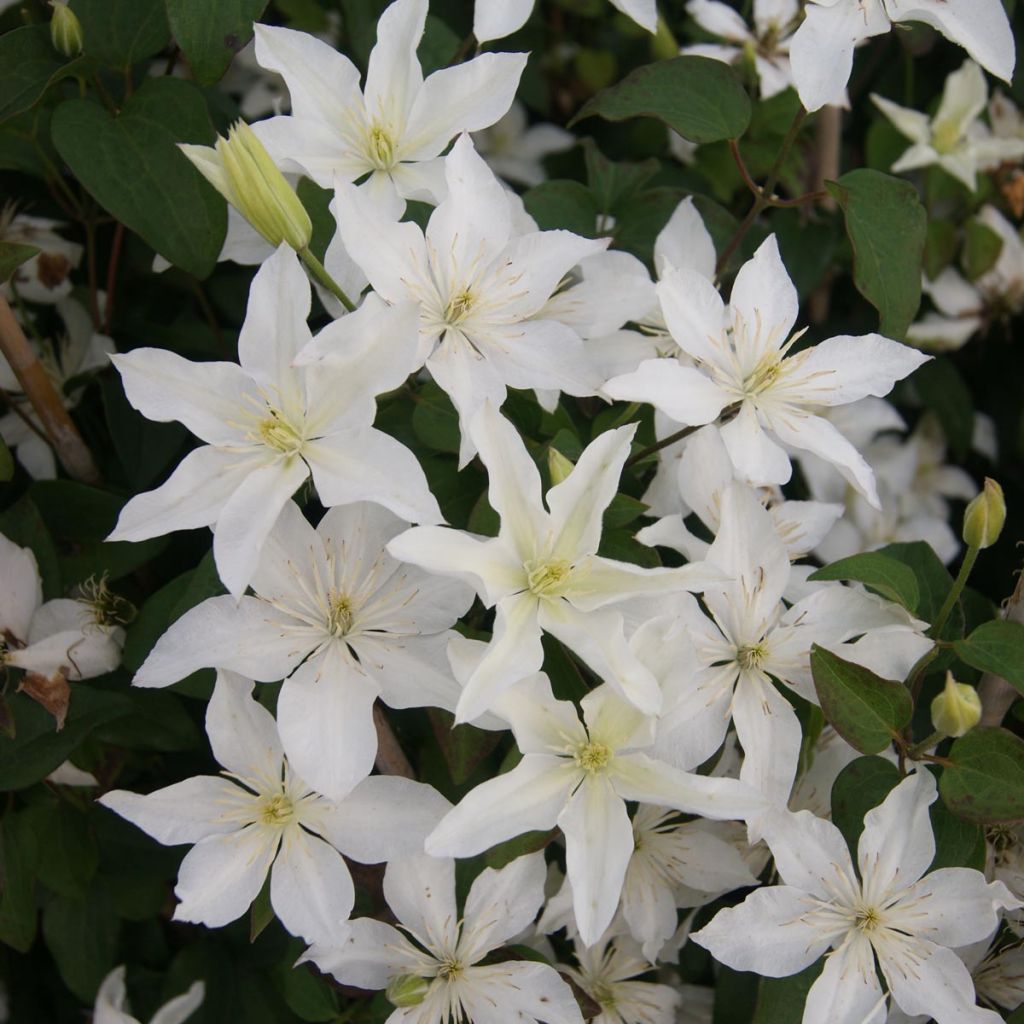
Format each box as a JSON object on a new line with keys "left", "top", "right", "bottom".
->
{"left": 253, "top": 0, "right": 526, "bottom": 214}
{"left": 682, "top": 0, "right": 798, "bottom": 99}
{"left": 311, "top": 135, "right": 607, "bottom": 464}
{"left": 388, "top": 402, "right": 719, "bottom": 721}
{"left": 473, "top": 0, "right": 657, "bottom": 44}
{"left": 872, "top": 61, "right": 1024, "bottom": 191}
{"left": 100, "top": 672, "right": 449, "bottom": 945}
{"left": 426, "top": 674, "right": 763, "bottom": 945}
{"left": 605, "top": 235, "right": 929, "bottom": 506}
{"left": 790, "top": 0, "right": 1014, "bottom": 113}
{"left": 306, "top": 852, "right": 585, "bottom": 1024}
{"left": 694, "top": 771, "right": 1019, "bottom": 1024}
{"left": 134, "top": 500, "right": 472, "bottom": 799}
{"left": 473, "top": 100, "right": 575, "bottom": 187}
{"left": 108, "top": 246, "right": 440, "bottom": 597}
{"left": 93, "top": 965, "right": 203, "bottom": 1024}
{"left": 0, "top": 208, "right": 82, "bottom": 305}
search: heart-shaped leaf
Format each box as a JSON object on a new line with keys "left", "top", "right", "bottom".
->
{"left": 51, "top": 77, "right": 226, "bottom": 278}
{"left": 165, "top": 0, "right": 269, "bottom": 85}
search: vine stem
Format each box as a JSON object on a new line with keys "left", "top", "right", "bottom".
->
{"left": 0, "top": 296, "right": 101, "bottom": 484}
{"left": 373, "top": 704, "right": 415, "bottom": 778}
{"left": 299, "top": 247, "right": 356, "bottom": 312}
{"left": 623, "top": 403, "right": 740, "bottom": 469}
{"left": 929, "top": 545, "right": 979, "bottom": 640}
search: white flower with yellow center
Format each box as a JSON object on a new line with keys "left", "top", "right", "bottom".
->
{"left": 132, "top": 500, "right": 473, "bottom": 800}
{"left": 425, "top": 675, "right": 764, "bottom": 946}
{"left": 306, "top": 853, "right": 584, "bottom": 1024}
{"left": 107, "top": 246, "right": 441, "bottom": 598}
{"left": 604, "top": 234, "right": 929, "bottom": 507}
{"left": 693, "top": 771, "right": 1020, "bottom": 1024}
{"left": 251, "top": 0, "right": 526, "bottom": 215}
{"left": 100, "top": 672, "right": 450, "bottom": 946}
{"left": 388, "top": 402, "right": 720, "bottom": 722}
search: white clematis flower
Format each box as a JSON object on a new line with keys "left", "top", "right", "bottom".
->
{"left": 252, "top": 0, "right": 526, "bottom": 214}
{"left": 100, "top": 672, "right": 449, "bottom": 946}
{"left": 693, "top": 770, "right": 1020, "bottom": 1024}
{"left": 133, "top": 500, "right": 473, "bottom": 800}
{"left": 426, "top": 675, "right": 764, "bottom": 945}
{"left": 872, "top": 61, "right": 1024, "bottom": 191}
{"left": 472, "top": 100, "right": 575, "bottom": 187}
{"left": 0, "top": 208, "right": 82, "bottom": 305}
{"left": 604, "top": 234, "right": 929, "bottom": 506}
{"left": 307, "top": 134, "right": 607, "bottom": 465}
{"left": 473, "top": 0, "right": 657, "bottom": 44}
{"left": 306, "top": 852, "right": 585, "bottom": 1024}
{"left": 93, "top": 965, "right": 203, "bottom": 1024}
{"left": 388, "top": 402, "right": 720, "bottom": 721}
{"left": 790, "top": 0, "right": 1015, "bottom": 113}
{"left": 107, "top": 246, "right": 441, "bottom": 598}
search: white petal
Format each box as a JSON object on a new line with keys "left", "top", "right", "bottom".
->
{"left": 304, "top": 917, "right": 410, "bottom": 989}
{"left": 362, "top": 0, "right": 426, "bottom": 128}
{"left": 149, "top": 981, "right": 206, "bottom": 1024}
{"left": 687, "top": 0, "right": 752, "bottom": 42}
{"left": 319, "top": 775, "right": 452, "bottom": 862}
{"left": 759, "top": 807, "right": 858, "bottom": 902}
{"left": 352, "top": 633, "right": 464, "bottom": 714}
{"left": 654, "top": 196, "right": 716, "bottom": 280}
{"left": 803, "top": 933, "right": 887, "bottom": 1024}
{"left": 719, "top": 402, "right": 792, "bottom": 486}
{"left": 473, "top": 0, "right": 533, "bottom": 42}
{"left": 732, "top": 673, "right": 803, "bottom": 805}
{"left": 461, "top": 851, "right": 547, "bottom": 959}
{"left": 459, "top": 962, "right": 584, "bottom": 1024}
{"left": 558, "top": 774, "right": 634, "bottom": 945}
{"left": 277, "top": 645, "right": 379, "bottom": 801}
{"left": 270, "top": 828, "right": 354, "bottom": 945}
{"left": 493, "top": 673, "right": 588, "bottom": 755}
{"left": 729, "top": 235, "right": 799, "bottom": 362}
{"left": 603, "top": 359, "right": 728, "bottom": 427}
{"left": 383, "top": 852, "right": 459, "bottom": 953}
{"left": 98, "top": 777, "right": 250, "bottom": 845}
{"left": 871, "top": 93, "right": 931, "bottom": 143}
{"left": 205, "top": 671, "right": 284, "bottom": 786}
{"left": 655, "top": 266, "right": 728, "bottom": 367}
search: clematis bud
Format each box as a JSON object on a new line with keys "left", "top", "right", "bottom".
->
{"left": 385, "top": 975, "right": 429, "bottom": 1008}
{"left": 50, "top": 0, "right": 84, "bottom": 57}
{"left": 962, "top": 478, "right": 1006, "bottom": 550}
{"left": 547, "top": 446, "right": 574, "bottom": 486}
{"left": 931, "top": 672, "right": 982, "bottom": 738}
{"left": 180, "top": 121, "right": 312, "bottom": 252}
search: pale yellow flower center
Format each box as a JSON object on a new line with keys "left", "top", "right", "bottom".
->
{"left": 368, "top": 124, "right": 396, "bottom": 170}
{"left": 444, "top": 288, "right": 476, "bottom": 327}
{"left": 436, "top": 958, "right": 463, "bottom": 980}
{"left": 526, "top": 558, "right": 573, "bottom": 597}
{"left": 742, "top": 355, "right": 783, "bottom": 397}
{"left": 932, "top": 119, "right": 961, "bottom": 155}
{"left": 257, "top": 407, "right": 305, "bottom": 456}
{"left": 326, "top": 592, "right": 355, "bottom": 637}
{"left": 259, "top": 793, "right": 294, "bottom": 827}
{"left": 855, "top": 906, "right": 882, "bottom": 933}
{"left": 737, "top": 642, "right": 768, "bottom": 671}
{"left": 575, "top": 741, "right": 612, "bottom": 774}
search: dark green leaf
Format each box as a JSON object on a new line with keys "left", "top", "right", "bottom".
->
{"left": 582, "top": 138, "right": 659, "bottom": 212}
{"left": 954, "top": 620, "right": 1024, "bottom": 696}
{"left": 962, "top": 218, "right": 1003, "bottom": 281}
{"left": 51, "top": 77, "right": 227, "bottom": 278}
{"left": 412, "top": 381, "right": 462, "bottom": 454}
{"left": 0, "top": 495, "right": 62, "bottom": 598}
{"left": 0, "top": 25, "right": 76, "bottom": 124}
{"left": 94, "top": 689, "right": 201, "bottom": 751}
{"left": 878, "top": 541, "right": 964, "bottom": 640}
{"left": 753, "top": 961, "right": 824, "bottom": 1024}
{"left": 484, "top": 829, "right": 554, "bottom": 869}
{"left": 911, "top": 358, "right": 973, "bottom": 461}
{"left": 923, "top": 219, "right": 957, "bottom": 280}
{"left": 122, "top": 571, "right": 195, "bottom": 672}
{"left": 417, "top": 14, "right": 460, "bottom": 75}
{"left": 830, "top": 755, "right": 900, "bottom": 854}
{"left": 165, "top": 0, "right": 269, "bottom": 85}
{"left": 0, "top": 688, "right": 133, "bottom": 791}
{"left": 0, "top": 240, "right": 40, "bottom": 284}
{"left": 811, "top": 645, "right": 912, "bottom": 755}
{"left": 273, "top": 961, "right": 341, "bottom": 1022}
{"left": 928, "top": 794, "right": 985, "bottom": 871}
{"left": 572, "top": 56, "right": 751, "bottom": 144}
{"left": 428, "top": 708, "right": 502, "bottom": 786}
{"left": 523, "top": 180, "right": 598, "bottom": 236}
{"left": 0, "top": 810, "right": 39, "bottom": 952}
{"left": 73, "top": 0, "right": 170, "bottom": 68}
{"left": 825, "top": 168, "right": 926, "bottom": 338}
{"left": 808, "top": 552, "right": 919, "bottom": 612}
{"left": 941, "top": 727, "right": 1024, "bottom": 824}
{"left": 603, "top": 493, "right": 648, "bottom": 529}
{"left": 250, "top": 876, "right": 274, "bottom": 942}
{"left": 42, "top": 884, "right": 120, "bottom": 1001}
{"left": 23, "top": 800, "right": 98, "bottom": 899}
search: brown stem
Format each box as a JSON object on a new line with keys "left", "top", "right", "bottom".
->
{"left": 729, "top": 139, "right": 825, "bottom": 209}
{"left": 0, "top": 388, "right": 50, "bottom": 444}
{"left": 0, "top": 297, "right": 101, "bottom": 484}
{"left": 624, "top": 404, "right": 739, "bottom": 470}
{"left": 373, "top": 703, "right": 415, "bottom": 778}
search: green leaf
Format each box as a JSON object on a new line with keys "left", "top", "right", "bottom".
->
{"left": 0, "top": 495, "right": 62, "bottom": 598}
{"left": 878, "top": 541, "right": 964, "bottom": 640}
{"left": 73, "top": 0, "right": 170, "bottom": 68}
{"left": 417, "top": 14, "right": 460, "bottom": 76}
{"left": 753, "top": 961, "right": 824, "bottom": 1024}
{"left": 928, "top": 794, "right": 985, "bottom": 871}
{"left": 808, "top": 552, "right": 919, "bottom": 612}
{"left": 23, "top": 800, "right": 98, "bottom": 899}
{"left": 165, "top": 0, "right": 269, "bottom": 85}
{"left": 923, "top": 219, "right": 957, "bottom": 280}
{"left": 829, "top": 755, "right": 900, "bottom": 854}
{"left": 0, "top": 24, "right": 78, "bottom": 124}
{"left": 810, "top": 645, "right": 912, "bottom": 755}
{"left": 51, "top": 77, "right": 227, "bottom": 278}
{"left": 250, "top": 876, "right": 274, "bottom": 942}
{"left": 523, "top": 180, "right": 598, "bottom": 236}
{"left": 572, "top": 56, "right": 751, "bottom": 144}
{"left": 94, "top": 689, "right": 201, "bottom": 751}
{"left": 954, "top": 620, "right": 1024, "bottom": 696}
{"left": 0, "top": 435, "right": 13, "bottom": 482}
{"left": 0, "top": 688, "right": 133, "bottom": 791}
{"left": 0, "top": 239, "right": 40, "bottom": 284}
{"left": 825, "top": 168, "right": 926, "bottom": 338}
{"left": 962, "top": 218, "right": 1003, "bottom": 281}
{"left": 273, "top": 960, "right": 341, "bottom": 1022}
{"left": 911, "top": 358, "right": 973, "bottom": 461}
{"left": 582, "top": 138, "right": 659, "bottom": 213}
{"left": 0, "top": 810, "right": 39, "bottom": 952}
{"left": 941, "top": 727, "right": 1024, "bottom": 824}
{"left": 427, "top": 708, "right": 502, "bottom": 786}
{"left": 42, "top": 884, "right": 120, "bottom": 1001}
{"left": 412, "top": 381, "right": 462, "bottom": 454}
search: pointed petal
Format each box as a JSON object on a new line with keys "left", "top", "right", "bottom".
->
{"left": 759, "top": 807, "right": 858, "bottom": 902}
{"left": 655, "top": 266, "right": 729, "bottom": 366}
{"left": 0, "top": 534, "right": 40, "bottom": 640}
{"left": 461, "top": 851, "right": 547, "bottom": 959}
{"left": 803, "top": 933, "right": 886, "bottom": 1024}
{"left": 304, "top": 917, "right": 410, "bottom": 989}
{"left": 604, "top": 359, "right": 729, "bottom": 427}
{"left": 149, "top": 981, "right": 206, "bottom": 1024}
{"left": 871, "top": 93, "right": 931, "bottom": 142}
{"left": 654, "top": 196, "right": 717, "bottom": 279}
{"left": 460, "top": 962, "right": 584, "bottom": 1024}
{"left": 383, "top": 852, "right": 459, "bottom": 953}
{"left": 492, "top": 672, "right": 588, "bottom": 755}
{"left": 474, "top": 0, "right": 533, "bottom": 42}
{"left": 719, "top": 402, "right": 792, "bottom": 486}
{"left": 205, "top": 671, "right": 284, "bottom": 786}
{"left": 363, "top": 0, "right": 426, "bottom": 127}
{"left": 352, "top": 633, "right": 464, "bottom": 714}
{"left": 732, "top": 673, "right": 803, "bottom": 805}
{"left": 729, "top": 235, "right": 799, "bottom": 362}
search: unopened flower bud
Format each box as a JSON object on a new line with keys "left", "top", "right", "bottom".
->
{"left": 50, "top": 1, "right": 83, "bottom": 57}
{"left": 547, "top": 446, "right": 574, "bottom": 486}
{"left": 385, "top": 975, "right": 429, "bottom": 1008}
{"left": 180, "top": 121, "right": 312, "bottom": 252}
{"left": 931, "top": 672, "right": 982, "bottom": 738}
{"left": 962, "top": 477, "right": 1006, "bottom": 550}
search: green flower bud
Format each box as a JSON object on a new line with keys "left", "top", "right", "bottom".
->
{"left": 385, "top": 975, "right": 429, "bottom": 1008}
{"left": 930, "top": 672, "right": 982, "bottom": 739}
{"left": 962, "top": 477, "right": 1006, "bottom": 551}
{"left": 547, "top": 446, "right": 574, "bottom": 486}
{"left": 50, "top": 1, "right": 84, "bottom": 58}
{"left": 180, "top": 121, "right": 312, "bottom": 252}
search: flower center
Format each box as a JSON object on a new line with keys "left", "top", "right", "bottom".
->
{"left": 932, "top": 119, "right": 961, "bottom": 155}
{"left": 326, "top": 591, "right": 355, "bottom": 637}
{"left": 855, "top": 906, "right": 882, "bottom": 933}
{"left": 526, "top": 558, "right": 573, "bottom": 597}
{"left": 742, "top": 356, "right": 783, "bottom": 397}
{"left": 444, "top": 288, "right": 476, "bottom": 327}
{"left": 591, "top": 982, "right": 617, "bottom": 1009}
{"left": 368, "top": 124, "right": 396, "bottom": 170}
{"left": 436, "top": 958, "right": 463, "bottom": 980}
{"left": 78, "top": 574, "right": 135, "bottom": 628}
{"left": 257, "top": 407, "right": 305, "bottom": 456}
{"left": 575, "top": 741, "right": 612, "bottom": 774}
{"left": 736, "top": 643, "right": 768, "bottom": 671}
{"left": 258, "top": 793, "right": 294, "bottom": 827}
